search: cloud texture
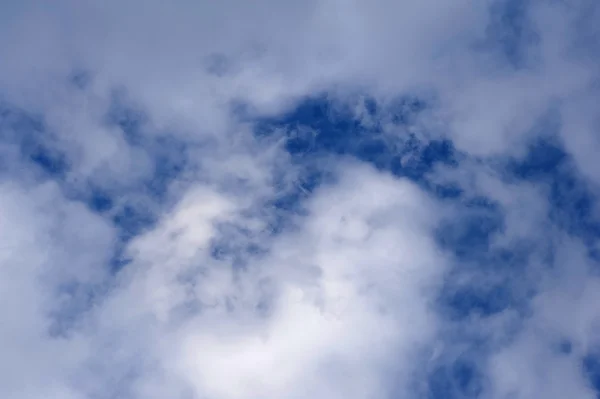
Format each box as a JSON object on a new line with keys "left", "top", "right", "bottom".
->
{"left": 1, "top": 0, "right": 600, "bottom": 398}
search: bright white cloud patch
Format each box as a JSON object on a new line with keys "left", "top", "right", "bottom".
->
{"left": 1, "top": 0, "right": 600, "bottom": 398}
{"left": 93, "top": 164, "right": 445, "bottom": 399}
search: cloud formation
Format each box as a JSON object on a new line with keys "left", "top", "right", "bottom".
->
{"left": 1, "top": 0, "right": 600, "bottom": 398}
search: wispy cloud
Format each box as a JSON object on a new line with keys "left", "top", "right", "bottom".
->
{"left": 1, "top": 1, "right": 600, "bottom": 398}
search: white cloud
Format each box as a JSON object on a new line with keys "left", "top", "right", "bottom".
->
{"left": 0, "top": 179, "right": 115, "bottom": 399}
{"left": 108, "top": 163, "right": 448, "bottom": 399}
{"left": 483, "top": 238, "right": 600, "bottom": 399}
{"left": 2, "top": 0, "right": 600, "bottom": 398}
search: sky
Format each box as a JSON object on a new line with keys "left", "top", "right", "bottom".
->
{"left": 1, "top": 0, "right": 600, "bottom": 398}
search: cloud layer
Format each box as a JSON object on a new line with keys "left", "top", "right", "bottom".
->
{"left": 1, "top": 0, "right": 600, "bottom": 398}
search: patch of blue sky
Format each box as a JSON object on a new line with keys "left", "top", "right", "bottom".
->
{"left": 0, "top": 104, "right": 68, "bottom": 178}
{"left": 427, "top": 356, "right": 485, "bottom": 399}
{"left": 477, "top": 0, "right": 541, "bottom": 69}
{"left": 583, "top": 354, "right": 600, "bottom": 394}
{"left": 255, "top": 94, "right": 458, "bottom": 197}
{"left": 508, "top": 136, "right": 600, "bottom": 262}
{"left": 0, "top": 90, "right": 189, "bottom": 273}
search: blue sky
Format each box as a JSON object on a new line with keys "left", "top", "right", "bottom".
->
{"left": 1, "top": 1, "right": 600, "bottom": 398}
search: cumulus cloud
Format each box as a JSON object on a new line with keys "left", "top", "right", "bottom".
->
{"left": 1, "top": 0, "right": 600, "bottom": 398}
